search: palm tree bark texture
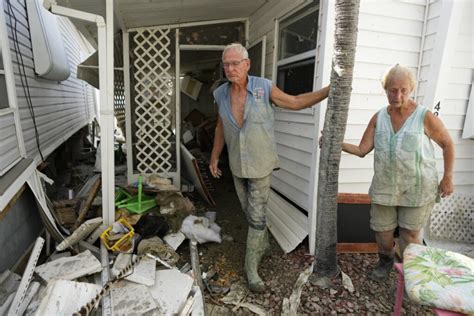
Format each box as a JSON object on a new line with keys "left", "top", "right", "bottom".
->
{"left": 314, "top": 0, "right": 360, "bottom": 279}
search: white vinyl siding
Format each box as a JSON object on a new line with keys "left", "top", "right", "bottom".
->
{"left": 434, "top": 0, "right": 473, "bottom": 195}
{"left": 339, "top": 0, "right": 426, "bottom": 194}
{"left": 416, "top": 0, "right": 474, "bottom": 196}
{"left": 249, "top": 0, "right": 318, "bottom": 210}
{"left": 0, "top": 112, "right": 21, "bottom": 172}
{"left": 4, "top": 0, "right": 95, "bottom": 161}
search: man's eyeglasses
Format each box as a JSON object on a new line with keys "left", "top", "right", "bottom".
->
{"left": 223, "top": 59, "right": 247, "bottom": 68}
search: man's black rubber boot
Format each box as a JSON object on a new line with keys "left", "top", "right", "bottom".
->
{"left": 369, "top": 253, "right": 395, "bottom": 282}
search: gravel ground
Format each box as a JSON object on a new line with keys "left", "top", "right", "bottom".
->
{"left": 180, "top": 163, "right": 434, "bottom": 315}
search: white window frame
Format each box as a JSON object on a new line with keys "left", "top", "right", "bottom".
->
{"left": 273, "top": 2, "right": 320, "bottom": 114}
{"left": 0, "top": 0, "right": 26, "bottom": 176}
{"left": 247, "top": 36, "right": 267, "bottom": 77}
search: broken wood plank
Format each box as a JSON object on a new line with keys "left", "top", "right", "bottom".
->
{"left": 52, "top": 199, "right": 80, "bottom": 208}
{"left": 72, "top": 177, "right": 101, "bottom": 231}
{"left": 54, "top": 207, "right": 77, "bottom": 226}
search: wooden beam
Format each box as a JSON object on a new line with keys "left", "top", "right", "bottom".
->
{"left": 337, "top": 193, "right": 370, "bottom": 204}
{"left": 336, "top": 243, "right": 378, "bottom": 253}
{"left": 72, "top": 177, "right": 101, "bottom": 230}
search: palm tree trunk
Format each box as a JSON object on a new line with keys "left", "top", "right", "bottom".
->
{"left": 314, "top": 0, "right": 360, "bottom": 278}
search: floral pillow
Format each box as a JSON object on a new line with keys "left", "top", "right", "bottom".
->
{"left": 403, "top": 243, "right": 474, "bottom": 314}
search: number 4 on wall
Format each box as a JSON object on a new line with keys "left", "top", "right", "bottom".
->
{"left": 433, "top": 101, "right": 441, "bottom": 116}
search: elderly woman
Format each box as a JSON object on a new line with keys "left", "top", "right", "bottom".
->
{"left": 342, "top": 64, "right": 454, "bottom": 282}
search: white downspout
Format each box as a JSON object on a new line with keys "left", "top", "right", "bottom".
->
{"left": 44, "top": 2, "right": 114, "bottom": 314}
{"left": 415, "top": 0, "right": 430, "bottom": 101}
{"left": 44, "top": 2, "right": 115, "bottom": 227}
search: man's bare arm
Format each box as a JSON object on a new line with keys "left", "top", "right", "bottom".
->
{"left": 209, "top": 116, "right": 225, "bottom": 178}
{"left": 270, "top": 85, "right": 330, "bottom": 110}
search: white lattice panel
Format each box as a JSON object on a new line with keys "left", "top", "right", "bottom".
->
{"left": 132, "top": 28, "right": 173, "bottom": 174}
{"left": 430, "top": 194, "right": 474, "bottom": 243}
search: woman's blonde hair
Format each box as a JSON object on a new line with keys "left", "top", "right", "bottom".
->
{"left": 381, "top": 64, "right": 416, "bottom": 91}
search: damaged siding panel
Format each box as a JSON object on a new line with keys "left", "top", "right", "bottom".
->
{"left": 438, "top": 0, "right": 474, "bottom": 195}
{"left": 249, "top": 0, "right": 319, "bottom": 210}
{"left": 338, "top": 0, "right": 425, "bottom": 193}
{"left": 4, "top": 0, "right": 93, "bottom": 160}
{"left": 272, "top": 118, "right": 313, "bottom": 208}
{"left": 0, "top": 113, "right": 21, "bottom": 172}
{"left": 271, "top": 176, "right": 309, "bottom": 210}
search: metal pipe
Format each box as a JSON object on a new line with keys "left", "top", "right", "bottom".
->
{"left": 46, "top": 4, "right": 114, "bottom": 315}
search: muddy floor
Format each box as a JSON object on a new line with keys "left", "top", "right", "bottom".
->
{"left": 178, "top": 160, "right": 433, "bottom": 315}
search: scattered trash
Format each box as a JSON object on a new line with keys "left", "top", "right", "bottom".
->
{"left": 0, "top": 270, "right": 20, "bottom": 315}
{"left": 111, "top": 253, "right": 156, "bottom": 286}
{"left": 8, "top": 237, "right": 44, "bottom": 316}
{"left": 56, "top": 217, "right": 102, "bottom": 251}
{"left": 115, "top": 208, "right": 142, "bottom": 225}
{"left": 35, "top": 250, "right": 102, "bottom": 282}
{"left": 85, "top": 224, "right": 108, "bottom": 244}
{"left": 145, "top": 175, "right": 172, "bottom": 187}
{"left": 100, "top": 218, "right": 135, "bottom": 253}
{"left": 35, "top": 280, "right": 101, "bottom": 315}
{"left": 221, "top": 282, "right": 267, "bottom": 315}
{"left": 181, "top": 215, "right": 222, "bottom": 244}
{"left": 181, "top": 145, "right": 216, "bottom": 206}
{"left": 115, "top": 176, "right": 157, "bottom": 214}
{"left": 341, "top": 270, "right": 355, "bottom": 293}
{"left": 158, "top": 192, "right": 195, "bottom": 216}
{"left": 24, "top": 284, "right": 46, "bottom": 316}
{"left": 13, "top": 281, "right": 40, "bottom": 316}
{"left": 220, "top": 282, "right": 246, "bottom": 305}
{"left": 110, "top": 281, "right": 158, "bottom": 315}
{"left": 137, "top": 236, "right": 179, "bottom": 267}
{"left": 134, "top": 212, "right": 169, "bottom": 239}
{"left": 163, "top": 231, "right": 186, "bottom": 250}
{"left": 282, "top": 263, "right": 314, "bottom": 316}
{"left": 148, "top": 269, "right": 195, "bottom": 315}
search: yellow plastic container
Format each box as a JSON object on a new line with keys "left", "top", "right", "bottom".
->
{"left": 100, "top": 218, "right": 135, "bottom": 252}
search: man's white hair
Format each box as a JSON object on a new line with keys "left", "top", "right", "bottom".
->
{"left": 381, "top": 64, "right": 416, "bottom": 91}
{"left": 222, "top": 43, "right": 249, "bottom": 60}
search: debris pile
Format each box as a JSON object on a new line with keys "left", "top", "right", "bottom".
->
{"left": 0, "top": 168, "right": 225, "bottom": 315}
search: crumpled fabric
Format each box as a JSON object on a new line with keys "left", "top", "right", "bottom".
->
{"left": 180, "top": 214, "right": 221, "bottom": 244}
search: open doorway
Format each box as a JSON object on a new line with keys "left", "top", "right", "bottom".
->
{"left": 179, "top": 49, "right": 223, "bottom": 155}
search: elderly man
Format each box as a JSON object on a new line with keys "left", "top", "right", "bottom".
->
{"left": 209, "top": 43, "right": 329, "bottom": 292}
{"left": 342, "top": 64, "right": 454, "bottom": 282}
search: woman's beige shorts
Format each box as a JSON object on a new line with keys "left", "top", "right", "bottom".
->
{"left": 370, "top": 202, "right": 435, "bottom": 232}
